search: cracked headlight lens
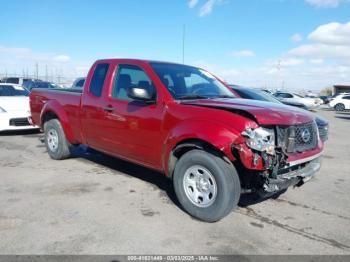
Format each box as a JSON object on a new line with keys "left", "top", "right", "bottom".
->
{"left": 242, "top": 127, "right": 275, "bottom": 155}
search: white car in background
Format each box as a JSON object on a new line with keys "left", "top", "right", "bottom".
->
{"left": 274, "top": 92, "right": 322, "bottom": 110}
{"left": 329, "top": 94, "right": 350, "bottom": 111}
{"left": 305, "top": 94, "right": 324, "bottom": 105}
{"left": 0, "top": 84, "right": 38, "bottom": 132}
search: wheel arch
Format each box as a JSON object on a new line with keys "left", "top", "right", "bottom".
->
{"left": 40, "top": 100, "right": 77, "bottom": 144}
{"left": 165, "top": 137, "right": 237, "bottom": 178}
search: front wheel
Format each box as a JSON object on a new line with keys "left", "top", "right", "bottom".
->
{"left": 44, "top": 119, "right": 72, "bottom": 160}
{"left": 173, "top": 150, "right": 241, "bottom": 222}
{"left": 335, "top": 103, "right": 345, "bottom": 112}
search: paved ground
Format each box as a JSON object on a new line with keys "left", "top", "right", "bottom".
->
{"left": 0, "top": 109, "right": 349, "bottom": 255}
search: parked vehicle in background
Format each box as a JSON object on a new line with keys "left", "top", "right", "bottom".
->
{"left": 274, "top": 91, "right": 321, "bottom": 110}
{"left": 23, "top": 80, "right": 62, "bottom": 91}
{"left": 305, "top": 94, "right": 324, "bottom": 105}
{"left": 71, "top": 77, "right": 85, "bottom": 89}
{"left": 329, "top": 94, "right": 350, "bottom": 111}
{"left": 230, "top": 85, "right": 328, "bottom": 142}
{"left": 320, "top": 96, "right": 332, "bottom": 104}
{"left": 232, "top": 85, "right": 308, "bottom": 110}
{"left": 30, "top": 59, "right": 324, "bottom": 222}
{"left": 1, "top": 77, "right": 39, "bottom": 86}
{"left": 0, "top": 84, "right": 38, "bottom": 132}
{"left": 260, "top": 89, "right": 274, "bottom": 95}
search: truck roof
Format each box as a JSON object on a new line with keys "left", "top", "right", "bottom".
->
{"left": 94, "top": 58, "right": 195, "bottom": 67}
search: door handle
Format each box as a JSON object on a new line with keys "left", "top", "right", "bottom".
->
{"left": 103, "top": 105, "right": 115, "bottom": 112}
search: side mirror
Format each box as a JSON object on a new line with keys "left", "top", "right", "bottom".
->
{"left": 127, "top": 87, "right": 155, "bottom": 102}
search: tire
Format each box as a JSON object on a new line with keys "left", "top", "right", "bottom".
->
{"left": 335, "top": 103, "right": 345, "bottom": 112}
{"left": 173, "top": 149, "right": 241, "bottom": 222}
{"left": 44, "top": 119, "right": 71, "bottom": 160}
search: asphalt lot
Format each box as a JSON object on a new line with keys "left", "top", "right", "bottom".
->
{"left": 0, "top": 109, "right": 349, "bottom": 255}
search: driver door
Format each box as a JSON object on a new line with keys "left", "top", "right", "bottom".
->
{"left": 101, "top": 63, "right": 164, "bottom": 168}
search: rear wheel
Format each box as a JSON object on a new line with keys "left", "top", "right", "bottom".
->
{"left": 173, "top": 150, "right": 241, "bottom": 222}
{"left": 44, "top": 119, "right": 71, "bottom": 160}
{"left": 335, "top": 103, "right": 345, "bottom": 112}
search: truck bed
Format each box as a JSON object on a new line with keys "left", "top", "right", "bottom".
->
{"left": 30, "top": 88, "right": 83, "bottom": 143}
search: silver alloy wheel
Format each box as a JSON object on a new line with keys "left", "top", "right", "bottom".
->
{"left": 183, "top": 165, "right": 217, "bottom": 208}
{"left": 47, "top": 129, "right": 59, "bottom": 152}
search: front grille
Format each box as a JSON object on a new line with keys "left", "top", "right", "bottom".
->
{"left": 294, "top": 122, "right": 318, "bottom": 152}
{"left": 9, "top": 118, "right": 30, "bottom": 127}
{"left": 277, "top": 122, "right": 318, "bottom": 153}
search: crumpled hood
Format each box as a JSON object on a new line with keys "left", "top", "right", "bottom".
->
{"left": 182, "top": 98, "right": 314, "bottom": 126}
{"left": 0, "top": 96, "right": 30, "bottom": 112}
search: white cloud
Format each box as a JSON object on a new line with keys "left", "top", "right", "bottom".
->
{"left": 281, "top": 58, "right": 305, "bottom": 66}
{"left": 310, "top": 58, "right": 324, "bottom": 64}
{"left": 266, "top": 58, "right": 304, "bottom": 67}
{"left": 189, "top": 0, "right": 226, "bottom": 17}
{"left": 288, "top": 43, "right": 350, "bottom": 58}
{"left": 0, "top": 45, "right": 82, "bottom": 81}
{"left": 286, "top": 21, "right": 350, "bottom": 61}
{"left": 53, "top": 55, "right": 71, "bottom": 63}
{"left": 199, "top": 0, "right": 224, "bottom": 17}
{"left": 291, "top": 33, "right": 302, "bottom": 42}
{"left": 231, "top": 50, "right": 255, "bottom": 57}
{"left": 188, "top": 0, "right": 199, "bottom": 8}
{"left": 308, "top": 21, "right": 350, "bottom": 45}
{"left": 305, "top": 0, "right": 341, "bottom": 8}
{"left": 199, "top": 0, "right": 216, "bottom": 16}
{"left": 193, "top": 20, "right": 350, "bottom": 90}
{"left": 0, "top": 46, "right": 71, "bottom": 64}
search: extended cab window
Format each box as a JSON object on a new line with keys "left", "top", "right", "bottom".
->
{"left": 89, "top": 63, "right": 109, "bottom": 97}
{"left": 112, "top": 64, "right": 155, "bottom": 100}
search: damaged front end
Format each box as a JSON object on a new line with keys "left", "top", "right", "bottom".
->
{"left": 233, "top": 121, "right": 323, "bottom": 196}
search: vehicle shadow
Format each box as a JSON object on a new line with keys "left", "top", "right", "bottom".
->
{"left": 335, "top": 111, "right": 350, "bottom": 115}
{"left": 71, "top": 146, "right": 182, "bottom": 210}
{"left": 335, "top": 116, "right": 350, "bottom": 121}
{"left": 319, "top": 107, "right": 333, "bottom": 111}
{"left": 34, "top": 137, "right": 278, "bottom": 211}
{"left": 238, "top": 191, "right": 285, "bottom": 207}
{"left": 0, "top": 129, "right": 41, "bottom": 136}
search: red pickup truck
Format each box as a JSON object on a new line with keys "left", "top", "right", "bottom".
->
{"left": 30, "top": 59, "right": 323, "bottom": 222}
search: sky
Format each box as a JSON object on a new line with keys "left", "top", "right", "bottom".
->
{"left": 0, "top": 0, "right": 349, "bottom": 90}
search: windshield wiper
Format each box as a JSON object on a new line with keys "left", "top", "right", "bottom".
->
{"left": 214, "top": 95, "right": 235, "bottom": 99}
{"left": 177, "top": 95, "right": 210, "bottom": 100}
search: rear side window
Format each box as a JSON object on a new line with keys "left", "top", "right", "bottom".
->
{"left": 89, "top": 63, "right": 109, "bottom": 97}
{"left": 343, "top": 96, "right": 350, "bottom": 100}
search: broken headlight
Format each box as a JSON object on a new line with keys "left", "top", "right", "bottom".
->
{"left": 242, "top": 127, "right": 275, "bottom": 155}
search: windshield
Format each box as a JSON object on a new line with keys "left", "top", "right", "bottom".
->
{"left": 231, "top": 86, "right": 282, "bottom": 104}
{"left": 0, "top": 85, "right": 29, "bottom": 96}
{"left": 150, "top": 63, "right": 235, "bottom": 99}
{"left": 293, "top": 93, "right": 304, "bottom": 98}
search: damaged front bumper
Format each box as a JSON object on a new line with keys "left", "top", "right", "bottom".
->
{"left": 262, "top": 155, "right": 322, "bottom": 193}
